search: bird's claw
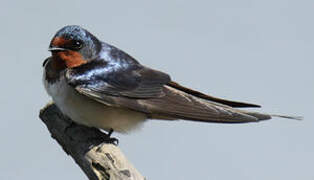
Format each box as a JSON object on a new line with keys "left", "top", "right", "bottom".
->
{"left": 107, "top": 137, "right": 119, "bottom": 145}
{"left": 106, "top": 128, "right": 119, "bottom": 145}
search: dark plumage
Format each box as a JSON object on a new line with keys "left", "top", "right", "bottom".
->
{"left": 43, "top": 25, "right": 301, "bottom": 134}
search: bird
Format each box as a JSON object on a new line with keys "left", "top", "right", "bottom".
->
{"left": 43, "top": 25, "right": 301, "bottom": 137}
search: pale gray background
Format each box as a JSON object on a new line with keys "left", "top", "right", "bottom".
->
{"left": 1, "top": 0, "right": 313, "bottom": 179}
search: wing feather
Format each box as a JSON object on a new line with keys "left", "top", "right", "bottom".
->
{"left": 66, "top": 60, "right": 171, "bottom": 99}
{"left": 75, "top": 84, "right": 263, "bottom": 123}
{"left": 66, "top": 46, "right": 268, "bottom": 123}
{"left": 167, "top": 81, "right": 261, "bottom": 108}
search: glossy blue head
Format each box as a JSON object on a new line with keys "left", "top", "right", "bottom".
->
{"left": 49, "top": 25, "right": 102, "bottom": 67}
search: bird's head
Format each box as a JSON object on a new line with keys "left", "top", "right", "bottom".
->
{"left": 48, "top": 25, "right": 101, "bottom": 68}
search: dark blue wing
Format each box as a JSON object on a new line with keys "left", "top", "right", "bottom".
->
{"left": 66, "top": 58, "right": 171, "bottom": 99}
{"left": 64, "top": 46, "right": 267, "bottom": 123}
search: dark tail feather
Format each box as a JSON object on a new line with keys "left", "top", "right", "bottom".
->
{"left": 167, "top": 81, "right": 261, "bottom": 108}
{"left": 270, "top": 114, "right": 303, "bottom": 120}
{"left": 240, "top": 110, "right": 303, "bottom": 121}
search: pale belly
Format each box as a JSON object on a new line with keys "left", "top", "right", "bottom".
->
{"left": 44, "top": 75, "right": 147, "bottom": 133}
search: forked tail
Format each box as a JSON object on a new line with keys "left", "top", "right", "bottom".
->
{"left": 241, "top": 110, "right": 303, "bottom": 121}
{"left": 269, "top": 114, "right": 303, "bottom": 120}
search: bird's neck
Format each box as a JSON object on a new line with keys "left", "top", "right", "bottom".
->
{"left": 44, "top": 56, "right": 67, "bottom": 84}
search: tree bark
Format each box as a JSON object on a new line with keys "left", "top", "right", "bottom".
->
{"left": 39, "top": 103, "right": 145, "bottom": 180}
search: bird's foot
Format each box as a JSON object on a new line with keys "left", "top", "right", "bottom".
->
{"left": 106, "top": 129, "right": 119, "bottom": 145}
{"left": 107, "top": 137, "right": 119, "bottom": 145}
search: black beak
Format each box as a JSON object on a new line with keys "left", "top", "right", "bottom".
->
{"left": 48, "top": 47, "right": 67, "bottom": 51}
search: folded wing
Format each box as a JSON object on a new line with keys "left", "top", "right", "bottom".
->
{"left": 66, "top": 60, "right": 171, "bottom": 99}
{"left": 67, "top": 61, "right": 271, "bottom": 123}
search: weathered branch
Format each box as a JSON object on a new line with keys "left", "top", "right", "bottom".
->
{"left": 39, "top": 104, "right": 145, "bottom": 180}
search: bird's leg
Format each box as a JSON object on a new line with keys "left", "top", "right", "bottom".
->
{"left": 108, "top": 128, "right": 114, "bottom": 137}
{"left": 106, "top": 128, "right": 119, "bottom": 145}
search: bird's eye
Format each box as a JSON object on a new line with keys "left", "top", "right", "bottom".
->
{"left": 69, "top": 40, "right": 83, "bottom": 50}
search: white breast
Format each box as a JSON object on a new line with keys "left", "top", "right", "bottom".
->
{"left": 43, "top": 70, "right": 147, "bottom": 133}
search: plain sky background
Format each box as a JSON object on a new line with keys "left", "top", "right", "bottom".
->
{"left": 1, "top": 0, "right": 313, "bottom": 179}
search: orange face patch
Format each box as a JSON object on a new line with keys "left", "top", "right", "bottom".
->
{"left": 56, "top": 51, "right": 87, "bottom": 68}
{"left": 51, "top": 37, "right": 71, "bottom": 47}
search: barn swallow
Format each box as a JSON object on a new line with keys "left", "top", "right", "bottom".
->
{"left": 43, "top": 25, "right": 301, "bottom": 136}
